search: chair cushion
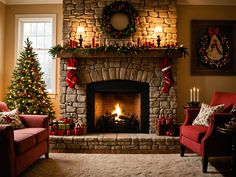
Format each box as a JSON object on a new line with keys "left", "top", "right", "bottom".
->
{"left": 14, "top": 130, "right": 37, "bottom": 154}
{"left": 0, "top": 109, "right": 24, "bottom": 129}
{"left": 16, "top": 128, "right": 48, "bottom": 143}
{"left": 192, "top": 103, "right": 224, "bottom": 126}
{"left": 14, "top": 128, "right": 47, "bottom": 155}
{"left": 181, "top": 125, "right": 208, "bottom": 143}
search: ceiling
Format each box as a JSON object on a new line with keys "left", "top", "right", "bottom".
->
{"left": 0, "top": 0, "right": 236, "bottom": 6}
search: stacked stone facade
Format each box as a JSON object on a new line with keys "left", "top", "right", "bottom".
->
{"left": 60, "top": 56, "right": 177, "bottom": 133}
{"left": 50, "top": 133, "right": 180, "bottom": 152}
{"left": 63, "top": 0, "right": 177, "bottom": 46}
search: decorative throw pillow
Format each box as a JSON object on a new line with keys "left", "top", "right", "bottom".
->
{"left": 192, "top": 103, "right": 224, "bottom": 126}
{"left": 0, "top": 109, "right": 24, "bottom": 129}
{"left": 0, "top": 102, "right": 9, "bottom": 112}
{"left": 231, "top": 107, "right": 236, "bottom": 117}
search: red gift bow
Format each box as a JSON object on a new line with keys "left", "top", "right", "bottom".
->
{"left": 208, "top": 27, "right": 220, "bottom": 37}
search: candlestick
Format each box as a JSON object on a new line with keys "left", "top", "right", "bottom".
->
{"left": 193, "top": 87, "right": 196, "bottom": 102}
{"left": 91, "top": 37, "right": 95, "bottom": 48}
{"left": 157, "top": 35, "right": 161, "bottom": 48}
{"left": 137, "top": 38, "right": 140, "bottom": 47}
{"left": 190, "top": 89, "right": 193, "bottom": 102}
{"left": 79, "top": 34, "right": 83, "bottom": 48}
{"left": 197, "top": 89, "right": 199, "bottom": 102}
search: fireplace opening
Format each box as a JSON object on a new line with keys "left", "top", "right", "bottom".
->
{"left": 87, "top": 80, "right": 149, "bottom": 133}
{"left": 95, "top": 92, "right": 141, "bottom": 132}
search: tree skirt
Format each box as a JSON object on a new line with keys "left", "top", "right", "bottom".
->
{"left": 20, "top": 153, "right": 229, "bottom": 177}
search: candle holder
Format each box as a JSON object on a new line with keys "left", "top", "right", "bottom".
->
{"left": 79, "top": 34, "right": 83, "bottom": 48}
{"left": 157, "top": 35, "right": 161, "bottom": 48}
{"left": 188, "top": 101, "right": 200, "bottom": 107}
{"left": 77, "top": 26, "right": 85, "bottom": 48}
{"left": 154, "top": 26, "right": 162, "bottom": 48}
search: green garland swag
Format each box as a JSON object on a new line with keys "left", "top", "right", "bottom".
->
{"left": 98, "top": 1, "right": 139, "bottom": 39}
{"left": 49, "top": 44, "right": 188, "bottom": 58}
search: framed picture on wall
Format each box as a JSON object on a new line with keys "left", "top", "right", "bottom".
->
{"left": 191, "top": 20, "right": 236, "bottom": 75}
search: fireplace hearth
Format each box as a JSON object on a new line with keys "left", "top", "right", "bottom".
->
{"left": 87, "top": 80, "right": 149, "bottom": 133}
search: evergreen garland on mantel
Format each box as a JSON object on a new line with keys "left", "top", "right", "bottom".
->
{"left": 49, "top": 44, "right": 188, "bottom": 58}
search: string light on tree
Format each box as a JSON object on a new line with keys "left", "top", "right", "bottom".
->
{"left": 4, "top": 38, "right": 55, "bottom": 122}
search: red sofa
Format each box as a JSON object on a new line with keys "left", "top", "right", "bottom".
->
{"left": 180, "top": 92, "right": 236, "bottom": 173}
{"left": 0, "top": 103, "right": 49, "bottom": 177}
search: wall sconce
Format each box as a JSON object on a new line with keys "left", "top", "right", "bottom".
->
{"left": 77, "top": 26, "right": 85, "bottom": 48}
{"left": 154, "top": 26, "right": 163, "bottom": 48}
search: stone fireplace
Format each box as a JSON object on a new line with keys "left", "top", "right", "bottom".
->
{"left": 60, "top": 0, "right": 179, "bottom": 134}
{"left": 60, "top": 52, "right": 178, "bottom": 134}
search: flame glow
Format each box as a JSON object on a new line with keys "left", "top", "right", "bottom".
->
{"left": 112, "top": 103, "right": 122, "bottom": 120}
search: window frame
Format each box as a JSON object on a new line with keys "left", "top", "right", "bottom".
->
{"left": 15, "top": 14, "right": 57, "bottom": 95}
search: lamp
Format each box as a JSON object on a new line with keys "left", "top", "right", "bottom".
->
{"left": 154, "top": 26, "right": 163, "bottom": 48}
{"left": 77, "top": 26, "right": 85, "bottom": 48}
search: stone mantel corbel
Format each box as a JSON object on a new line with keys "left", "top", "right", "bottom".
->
{"left": 56, "top": 48, "right": 185, "bottom": 59}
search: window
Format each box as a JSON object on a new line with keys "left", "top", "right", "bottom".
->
{"left": 16, "top": 14, "right": 56, "bottom": 94}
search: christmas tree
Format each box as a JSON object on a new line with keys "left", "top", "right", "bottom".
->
{"left": 4, "top": 38, "right": 55, "bottom": 122}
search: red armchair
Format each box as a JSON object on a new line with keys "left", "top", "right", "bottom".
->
{"left": 0, "top": 102, "right": 49, "bottom": 177}
{"left": 180, "top": 92, "right": 236, "bottom": 173}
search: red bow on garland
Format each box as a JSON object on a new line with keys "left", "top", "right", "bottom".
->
{"left": 208, "top": 27, "right": 220, "bottom": 37}
{"left": 159, "top": 57, "right": 174, "bottom": 93}
{"left": 66, "top": 40, "right": 78, "bottom": 88}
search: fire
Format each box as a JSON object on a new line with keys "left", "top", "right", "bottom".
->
{"left": 112, "top": 103, "right": 122, "bottom": 120}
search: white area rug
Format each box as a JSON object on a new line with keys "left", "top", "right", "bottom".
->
{"left": 20, "top": 153, "right": 227, "bottom": 177}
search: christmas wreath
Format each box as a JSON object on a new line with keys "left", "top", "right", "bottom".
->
{"left": 98, "top": 1, "right": 139, "bottom": 39}
{"left": 198, "top": 27, "right": 231, "bottom": 68}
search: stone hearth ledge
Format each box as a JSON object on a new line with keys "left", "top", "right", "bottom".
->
{"left": 49, "top": 133, "right": 180, "bottom": 153}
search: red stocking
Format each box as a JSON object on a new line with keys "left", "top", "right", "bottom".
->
{"left": 66, "top": 40, "right": 78, "bottom": 88}
{"left": 66, "top": 58, "right": 78, "bottom": 88}
{"left": 159, "top": 57, "right": 174, "bottom": 93}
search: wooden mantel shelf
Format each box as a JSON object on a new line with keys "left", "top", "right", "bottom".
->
{"left": 57, "top": 48, "right": 184, "bottom": 59}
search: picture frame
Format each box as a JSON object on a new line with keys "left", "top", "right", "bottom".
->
{"left": 191, "top": 20, "right": 236, "bottom": 75}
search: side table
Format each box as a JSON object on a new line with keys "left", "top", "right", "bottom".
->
{"left": 217, "top": 126, "right": 236, "bottom": 176}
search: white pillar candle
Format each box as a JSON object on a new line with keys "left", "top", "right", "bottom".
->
{"left": 193, "top": 87, "right": 196, "bottom": 102}
{"left": 197, "top": 89, "right": 199, "bottom": 102}
{"left": 190, "top": 89, "right": 193, "bottom": 102}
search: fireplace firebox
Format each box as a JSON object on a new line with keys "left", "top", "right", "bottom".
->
{"left": 87, "top": 80, "right": 149, "bottom": 133}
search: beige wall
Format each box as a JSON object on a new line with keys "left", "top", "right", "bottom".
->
{"left": 177, "top": 5, "right": 236, "bottom": 121}
{"left": 3, "top": 4, "right": 63, "bottom": 117}
{"left": 0, "top": 2, "right": 5, "bottom": 100}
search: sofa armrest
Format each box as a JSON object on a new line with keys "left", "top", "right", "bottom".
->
{"left": 201, "top": 113, "right": 233, "bottom": 156}
{"left": 19, "top": 115, "right": 49, "bottom": 128}
{"left": 182, "top": 108, "right": 200, "bottom": 125}
{"left": 0, "top": 125, "right": 15, "bottom": 177}
{"left": 203, "top": 112, "right": 233, "bottom": 140}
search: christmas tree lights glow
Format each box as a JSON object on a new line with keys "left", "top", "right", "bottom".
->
{"left": 4, "top": 38, "right": 55, "bottom": 122}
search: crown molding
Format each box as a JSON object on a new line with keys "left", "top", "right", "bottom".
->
{"left": 2, "top": 0, "right": 62, "bottom": 5}
{"left": 178, "top": 0, "right": 236, "bottom": 6}
{"left": 1, "top": 0, "right": 236, "bottom": 6}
